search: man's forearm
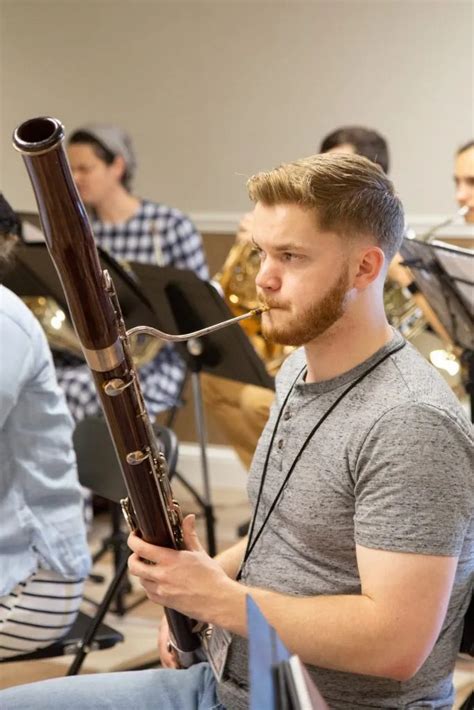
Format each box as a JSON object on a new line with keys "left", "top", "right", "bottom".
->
{"left": 213, "top": 536, "right": 247, "bottom": 579}
{"left": 209, "top": 582, "right": 420, "bottom": 682}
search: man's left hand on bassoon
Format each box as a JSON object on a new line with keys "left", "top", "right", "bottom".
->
{"left": 127, "top": 514, "right": 242, "bottom": 624}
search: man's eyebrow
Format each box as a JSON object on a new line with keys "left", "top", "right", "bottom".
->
{"left": 272, "top": 242, "right": 307, "bottom": 253}
{"left": 251, "top": 237, "right": 305, "bottom": 252}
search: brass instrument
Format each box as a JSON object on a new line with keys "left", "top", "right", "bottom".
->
{"left": 418, "top": 206, "right": 469, "bottom": 243}
{"left": 215, "top": 240, "right": 292, "bottom": 374}
{"left": 21, "top": 290, "right": 161, "bottom": 368}
{"left": 386, "top": 249, "right": 464, "bottom": 390}
{"left": 383, "top": 278, "right": 426, "bottom": 341}
{"left": 22, "top": 296, "right": 85, "bottom": 359}
{"left": 216, "top": 240, "right": 261, "bottom": 312}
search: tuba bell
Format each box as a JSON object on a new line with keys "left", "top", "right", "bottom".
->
{"left": 22, "top": 295, "right": 85, "bottom": 359}
{"left": 215, "top": 232, "right": 292, "bottom": 374}
{"left": 4, "top": 224, "right": 162, "bottom": 368}
{"left": 21, "top": 294, "right": 162, "bottom": 368}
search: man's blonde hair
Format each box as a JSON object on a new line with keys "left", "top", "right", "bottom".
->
{"left": 247, "top": 153, "right": 405, "bottom": 261}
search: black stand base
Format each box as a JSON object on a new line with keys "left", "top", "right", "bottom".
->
{"left": 68, "top": 552, "right": 131, "bottom": 675}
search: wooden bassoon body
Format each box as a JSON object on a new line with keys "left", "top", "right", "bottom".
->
{"left": 13, "top": 116, "right": 202, "bottom": 658}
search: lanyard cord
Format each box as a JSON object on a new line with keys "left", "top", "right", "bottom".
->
{"left": 237, "top": 339, "right": 407, "bottom": 581}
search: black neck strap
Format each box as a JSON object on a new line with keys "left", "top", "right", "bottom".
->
{"left": 237, "top": 339, "right": 407, "bottom": 581}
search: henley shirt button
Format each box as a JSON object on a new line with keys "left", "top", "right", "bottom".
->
{"left": 277, "top": 438, "right": 284, "bottom": 449}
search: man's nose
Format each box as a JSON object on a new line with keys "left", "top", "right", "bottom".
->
{"left": 255, "top": 258, "right": 280, "bottom": 292}
{"left": 456, "top": 181, "right": 469, "bottom": 203}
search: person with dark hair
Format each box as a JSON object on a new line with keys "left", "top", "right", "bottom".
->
{"left": 0, "top": 193, "right": 21, "bottom": 279}
{"left": 454, "top": 140, "right": 474, "bottom": 223}
{"left": 1, "top": 153, "right": 471, "bottom": 709}
{"left": 0, "top": 195, "right": 90, "bottom": 659}
{"left": 69, "top": 126, "right": 136, "bottom": 191}
{"left": 319, "top": 125, "right": 390, "bottom": 173}
{"left": 56, "top": 124, "right": 209, "bottom": 421}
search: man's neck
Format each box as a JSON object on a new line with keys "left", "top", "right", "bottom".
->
{"left": 304, "top": 311, "right": 393, "bottom": 384}
{"left": 95, "top": 189, "right": 140, "bottom": 224}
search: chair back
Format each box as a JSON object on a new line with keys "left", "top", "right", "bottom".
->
{"left": 73, "top": 416, "right": 179, "bottom": 503}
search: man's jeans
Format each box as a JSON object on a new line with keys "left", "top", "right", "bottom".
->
{"left": 0, "top": 661, "right": 225, "bottom": 710}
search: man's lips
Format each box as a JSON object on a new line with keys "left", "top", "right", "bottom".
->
{"left": 257, "top": 295, "right": 289, "bottom": 310}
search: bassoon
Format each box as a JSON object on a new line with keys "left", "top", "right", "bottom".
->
{"left": 13, "top": 116, "right": 265, "bottom": 664}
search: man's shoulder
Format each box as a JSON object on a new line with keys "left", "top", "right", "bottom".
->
{"left": 0, "top": 286, "right": 37, "bottom": 342}
{"left": 383, "top": 341, "right": 471, "bottom": 433}
{"left": 140, "top": 199, "right": 195, "bottom": 226}
{"left": 0, "top": 287, "right": 49, "bottom": 381}
{"left": 276, "top": 340, "right": 471, "bottom": 439}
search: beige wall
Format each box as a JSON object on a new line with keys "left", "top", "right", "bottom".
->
{"left": 1, "top": 0, "right": 473, "bottom": 222}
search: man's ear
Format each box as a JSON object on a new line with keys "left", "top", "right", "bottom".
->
{"left": 111, "top": 155, "right": 127, "bottom": 183}
{"left": 353, "top": 245, "right": 386, "bottom": 289}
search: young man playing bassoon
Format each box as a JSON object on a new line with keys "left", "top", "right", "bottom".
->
{"left": 2, "top": 153, "right": 472, "bottom": 710}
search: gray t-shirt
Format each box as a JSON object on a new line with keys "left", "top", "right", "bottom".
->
{"left": 217, "top": 331, "right": 473, "bottom": 709}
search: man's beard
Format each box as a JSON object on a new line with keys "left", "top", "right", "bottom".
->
{"left": 260, "top": 264, "right": 350, "bottom": 346}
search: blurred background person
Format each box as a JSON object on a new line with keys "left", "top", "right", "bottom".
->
{"left": 319, "top": 124, "right": 390, "bottom": 172}
{"left": 454, "top": 140, "right": 474, "bottom": 224}
{"left": 57, "top": 123, "right": 209, "bottom": 422}
{"left": 0, "top": 194, "right": 90, "bottom": 660}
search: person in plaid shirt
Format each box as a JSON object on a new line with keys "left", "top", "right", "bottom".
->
{"left": 57, "top": 123, "right": 209, "bottom": 421}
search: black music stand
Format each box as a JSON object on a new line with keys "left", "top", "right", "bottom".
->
{"left": 129, "top": 262, "right": 274, "bottom": 557}
{"left": 400, "top": 237, "right": 474, "bottom": 420}
{"left": 3, "top": 242, "right": 160, "bottom": 334}
{"left": 3, "top": 242, "right": 161, "bottom": 614}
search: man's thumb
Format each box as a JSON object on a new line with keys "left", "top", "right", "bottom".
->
{"left": 182, "top": 514, "right": 204, "bottom": 552}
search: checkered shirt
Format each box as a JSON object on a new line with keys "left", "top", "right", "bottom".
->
{"left": 55, "top": 200, "right": 208, "bottom": 422}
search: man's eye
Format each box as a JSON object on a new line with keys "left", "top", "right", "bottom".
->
{"left": 282, "top": 252, "right": 297, "bottom": 261}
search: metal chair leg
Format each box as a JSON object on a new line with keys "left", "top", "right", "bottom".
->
{"left": 67, "top": 552, "right": 131, "bottom": 675}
